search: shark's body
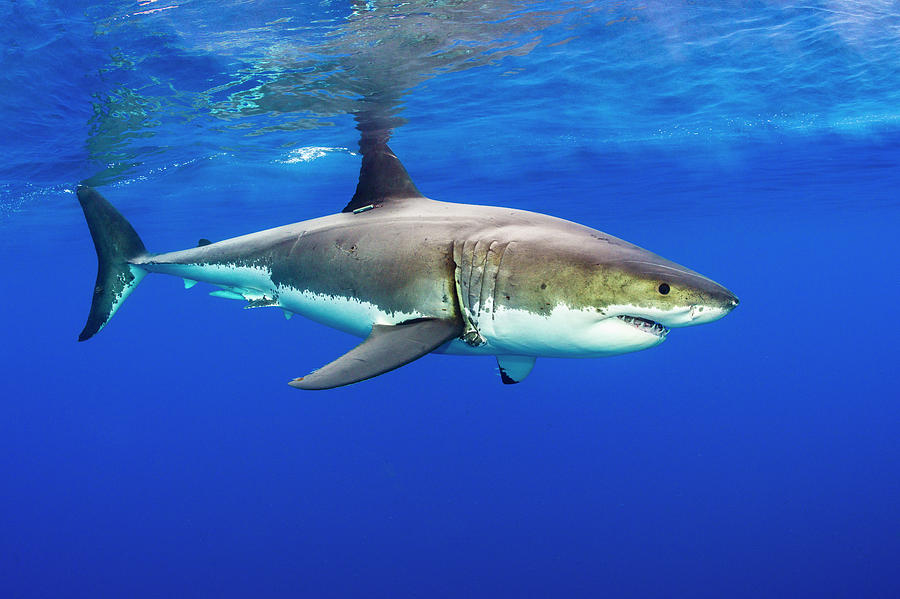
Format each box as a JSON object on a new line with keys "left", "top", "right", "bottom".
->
{"left": 77, "top": 143, "right": 738, "bottom": 389}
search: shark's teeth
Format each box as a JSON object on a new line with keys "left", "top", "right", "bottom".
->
{"left": 616, "top": 314, "right": 669, "bottom": 337}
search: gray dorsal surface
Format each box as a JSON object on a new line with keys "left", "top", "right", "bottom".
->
{"left": 342, "top": 142, "right": 424, "bottom": 213}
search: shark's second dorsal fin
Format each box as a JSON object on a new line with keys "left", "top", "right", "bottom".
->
{"left": 342, "top": 142, "right": 424, "bottom": 213}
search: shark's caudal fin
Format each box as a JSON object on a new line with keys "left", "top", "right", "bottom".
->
{"left": 76, "top": 185, "right": 148, "bottom": 341}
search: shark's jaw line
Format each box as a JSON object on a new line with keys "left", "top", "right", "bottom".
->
{"left": 616, "top": 314, "right": 669, "bottom": 338}
{"left": 438, "top": 303, "right": 668, "bottom": 358}
{"left": 603, "top": 302, "right": 732, "bottom": 328}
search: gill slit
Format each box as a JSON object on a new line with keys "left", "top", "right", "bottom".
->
{"left": 475, "top": 239, "right": 496, "bottom": 321}
{"left": 490, "top": 241, "right": 510, "bottom": 321}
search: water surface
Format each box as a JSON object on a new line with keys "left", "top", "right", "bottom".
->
{"left": 1, "top": 2, "right": 898, "bottom": 597}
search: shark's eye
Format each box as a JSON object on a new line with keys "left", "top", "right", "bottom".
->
{"left": 658, "top": 283, "right": 670, "bottom": 295}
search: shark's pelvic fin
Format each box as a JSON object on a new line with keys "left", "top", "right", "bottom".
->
{"left": 289, "top": 317, "right": 462, "bottom": 390}
{"left": 76, "top": 186, "right": 148, "bottom": 341}
{"left": 341, "top": 142, "right": 425, "bottom": 213}
{"left": 496, "top": 355, "right": 536, "bottom": 384}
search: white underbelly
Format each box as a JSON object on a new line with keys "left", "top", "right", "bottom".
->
{"left": 439, "top": 304, "right": 664, "bottom": 358}
{"left": 277, "top": 286, "right": 425, "bottom": 338}
{"left": 143, "top": 262, "right": 276, "bottom": 295}
{"left": 144, "top": 262, "right": 424, "bottom": 338}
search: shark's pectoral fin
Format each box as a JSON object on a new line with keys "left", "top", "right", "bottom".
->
{"left": 289, "top": 318, "right": 462, "bottom": 390}
{"left": 496, "top": 355, "right": 536, "bottom": 384}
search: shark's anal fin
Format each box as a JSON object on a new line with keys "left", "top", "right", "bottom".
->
{"left": 496, "top": 355, "right": 536, "bottom": 384}
{"left": 341, "top": 143, "right": 425, "bottom": 213}
{"left": 289, "top": 317, "right": 462, "bottom": 390}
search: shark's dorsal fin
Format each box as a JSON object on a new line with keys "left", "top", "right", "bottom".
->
{"left": 342, "top": 142, "right": 424, "bottom": 213}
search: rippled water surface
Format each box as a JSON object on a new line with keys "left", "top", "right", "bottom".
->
{"left": 1, "top": 2, "right": 898, "bottom": 597}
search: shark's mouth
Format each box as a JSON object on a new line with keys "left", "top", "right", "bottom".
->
{"left": 617, "top": 315, "right": 669, "bottom": 338}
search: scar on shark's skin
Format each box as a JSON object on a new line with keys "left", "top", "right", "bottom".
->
{"left": 75, "top": 141, "right": 738, "bottom": 390}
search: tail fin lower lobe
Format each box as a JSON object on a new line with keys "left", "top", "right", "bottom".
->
{"left": 76, "top": 185, "right": 148, "bottom": 341}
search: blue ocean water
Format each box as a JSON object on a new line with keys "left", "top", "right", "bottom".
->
{"left": 1, "top": 1, "right": 898, "bottom": 597}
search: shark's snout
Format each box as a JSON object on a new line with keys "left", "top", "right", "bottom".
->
{"left": 713, "top": 285, "right": 740, "bottom": 313}
{"left": 676, "top": 285, "right": 738, "bottom": 327}
{"left": 609, "top": 256, "right": 739, "bottom": 329}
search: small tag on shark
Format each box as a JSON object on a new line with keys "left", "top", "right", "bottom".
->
{"left": 245, "top": 297, "right": 278, "bottom": 309}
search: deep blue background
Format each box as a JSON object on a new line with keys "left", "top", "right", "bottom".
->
{"left": 1, "top": 2, "right": 898, "bottom": 597}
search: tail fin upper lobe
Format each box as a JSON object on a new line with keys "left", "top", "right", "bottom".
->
{"left": 76, "top": 185, "right": 148, "bottom": 341}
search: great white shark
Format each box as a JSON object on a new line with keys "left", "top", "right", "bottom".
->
{"left": 77, "top": 142, "right": 739, "bottom": 389}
